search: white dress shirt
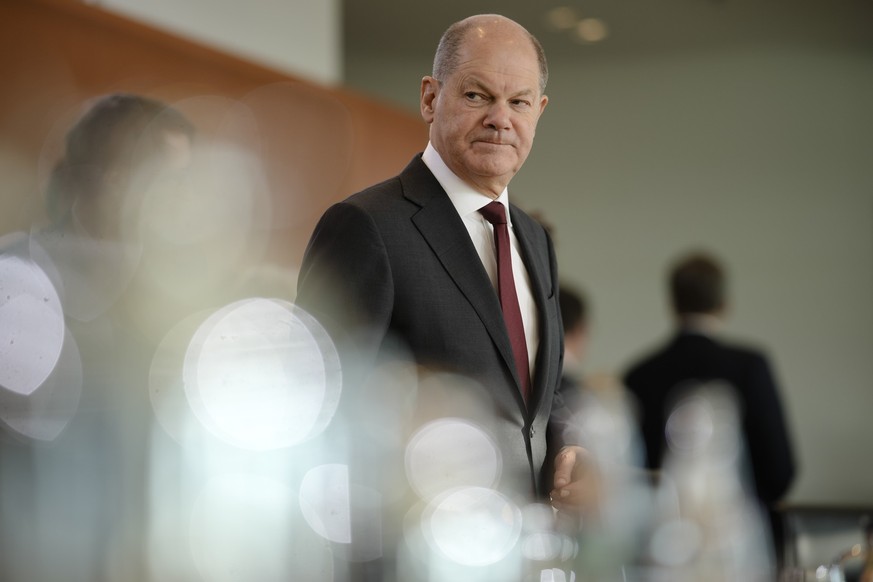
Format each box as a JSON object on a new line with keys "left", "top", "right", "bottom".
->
{"left": 421, "top": 143, "right": 540, "bottom": 381}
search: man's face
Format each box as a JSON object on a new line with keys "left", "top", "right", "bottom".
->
{"left": 421, "top": 24, "right": 548, "bottom": 198}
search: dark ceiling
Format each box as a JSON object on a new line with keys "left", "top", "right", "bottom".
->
{"left": 344, "top": 0, "right": 873, "bottom": 60}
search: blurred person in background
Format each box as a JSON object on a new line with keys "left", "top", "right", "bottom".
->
{"left": 559, "top": 284, "right": 589, "bottom": 400}
{"left": 44, "top": 94, "right": 194, "bottom": 243}
{"left": 296, "top": 13, "right": 598, "bottom": 580}
{"left": 35, "top": 93, "right": 195, "bottom": 324}
{"left": 559, "top": 284, "right": 624, "bottom": 397}
{"left": 0, "top": 93, "right": 195, "bottom": 581}
{"left": 621, "top": 250, "right": 797, "bottom": 562}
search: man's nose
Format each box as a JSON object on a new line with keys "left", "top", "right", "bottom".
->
{"left": 483, "top": 102, "right": 512, "bottom": 131}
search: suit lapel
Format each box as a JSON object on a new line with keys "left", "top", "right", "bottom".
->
{"left": 511, "top": 207, "right": 553, "bottom": 414}
{"left": 400, "top": 158, "right": 526, "bottom": 408}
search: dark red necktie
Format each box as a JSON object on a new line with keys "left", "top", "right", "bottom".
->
{"left": 479, "top": 201, "right": 531, "bottom": 404}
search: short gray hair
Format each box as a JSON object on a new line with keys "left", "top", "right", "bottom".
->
{"left": 432, "top": 16, "right": 549, "bottom": 94}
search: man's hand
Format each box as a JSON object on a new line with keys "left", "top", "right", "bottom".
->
{"left": 549, "top": 445, "right": 602, "bottom": 514}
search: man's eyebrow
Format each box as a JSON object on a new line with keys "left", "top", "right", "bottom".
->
{"left": 460, "top": 77, "right": 489, "bottom": 92}
{"left": 461, "top": 77, "right": 537, "bottom": 97}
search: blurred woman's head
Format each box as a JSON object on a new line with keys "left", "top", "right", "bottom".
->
{"left": 46, "top": 93, "right": 194, "bottom": 236}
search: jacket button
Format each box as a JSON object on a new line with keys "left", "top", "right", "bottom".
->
{"left": 529, "top": 427, "right": 535, "bottom": 439}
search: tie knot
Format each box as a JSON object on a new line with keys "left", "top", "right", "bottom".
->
{"left": 479, "top": 201, "right": 507, "bottom": 226}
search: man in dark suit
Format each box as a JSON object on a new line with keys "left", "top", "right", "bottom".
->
{"left": 296, "top": 14, "right": 593, "bottom": 520}
{"left": 622, "top": 252, "right": 796, "bottom": 554}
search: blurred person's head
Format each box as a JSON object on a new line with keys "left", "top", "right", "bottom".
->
{"left": 46, "top": 93, "right": 194, "bottom": 238}
{"left": 669, "top": 251, "right": 727, "bottom": 320}
{"left": 560, "top": 285, "right": 589, "bottom": 363}
{"left": 420, "top": 14, "right": 549, "bottom": 198}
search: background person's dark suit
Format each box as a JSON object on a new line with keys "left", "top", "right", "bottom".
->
{"left": 623, "top": 331, "right": 795, "bottom": 505}
{"left": 296, "top": 154, "right": 573, "bottom": 502}
{"left": 623, "top": 329, "right": 796, "bottom": 563}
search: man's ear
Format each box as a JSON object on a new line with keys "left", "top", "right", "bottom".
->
{"left": 539, "top": 94, "right": 549, "bottom": 116}
{"left": 420, "top": 76, "right": 439, "bottom": 123}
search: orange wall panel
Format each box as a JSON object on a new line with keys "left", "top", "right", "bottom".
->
{"left": 0, "top": 0, "right": 428, "bottom": 264}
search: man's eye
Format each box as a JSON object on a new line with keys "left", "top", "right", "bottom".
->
{"left": 465, "top": 92, "right": 484, "bottom": 101}
{"left": 511, "top": 99, "right": 531, "bottom": 107}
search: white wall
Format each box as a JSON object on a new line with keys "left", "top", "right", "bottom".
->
{"left": 98, "top": 0, "right": 342, "bottom": 85}
{"left": 344, "top": 44, "right": 873, "bottom": 506}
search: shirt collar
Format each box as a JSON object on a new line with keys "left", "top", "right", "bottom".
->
{"left": 422, "top": 142, "right": 512, "bottom": 225}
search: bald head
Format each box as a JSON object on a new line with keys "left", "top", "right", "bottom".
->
{"left": 433, "top": 14, "right": 549, "bottom": 94}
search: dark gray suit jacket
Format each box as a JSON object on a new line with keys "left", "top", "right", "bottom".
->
{"left": 296, "top": 154, "right": 571, "bottom": 502}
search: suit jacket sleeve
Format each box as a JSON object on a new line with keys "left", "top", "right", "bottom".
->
{"left": 296, "top": 201, "right": 394, "bottom": 363}
{"left": 742, "top": 353, "right": 797, "bottom": 504}
{"left": 539, "top": 226, "right": 585, "bottom": 491}
{"left": 544, "top": 230, "right": 577, "bottom": 445}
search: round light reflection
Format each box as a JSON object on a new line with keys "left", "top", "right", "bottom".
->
{"left": 422, "top": 486, "right": 522, "bottom": 567}
{"left": 0, "top": 327, "right": 82, "bottom": 441}
{"left": 649, "top": 518, "right": 702, "bottom": 567}
{"left": 299, "top": 464, "right": 352, "bottom": 544}
{"left": 183, "top": 298, "right": 341, "bottom": 450}
{"left": 521, "top": 531, "right": 565, "bottom": 562}
{"left": 575, "top": 18, "right": 609, "bottom": 43}
{"left": 405, "top": 418, "right": 501, "bottom": 502}
{"left": 545, "top": 6, "right": 579, "bottom": 30}
{"left": 0, "top": 249, "right": 65, "bottom": 396}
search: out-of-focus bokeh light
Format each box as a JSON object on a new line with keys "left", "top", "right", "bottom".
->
{"left": 299, "top": 463, "right": 352, "bottom": 544}
{"left": 575, "top": 18, "right": 609, "bottom": 44}
{"left": 0, "top": 327, "right": 81, "bottom": 441}
{"left": 189, "top": 473, "right": 333, "bottom": 582}
{"left": 545, "top": 6, "right": 579, "bottom": 31}
{"left": 0, "top": 247, "right": 65, "bottom": 395}
{"left": 172, "top": 298, "right": 340, "bottom": 450}
{"left": 405, "top": 418, "right": 501, "bottom": 501}
{"left": 134, "top": 141, "right": 271, "bottom": 298}
{"left": 137, "top": 149, "right": 253, "bottom": 248}
{"left": 665, "top": 382, "right": 741, "bottom": 464}
{"left": 519, "top": 503, "right": 571, "bottom": 563}
{"left": 29, "top": 225, "right": 142, "bottom": 323}
{"left": 521, "top": 530, "right": 568, "bottom": 565}
{"left": 665, "top": 394, "right": 715, "bottom": 455}
{"left": 421, "top": 486, "right": 522, "bottom": 567}
{"left": 572, "top": 389, "right": 640, "bottom": 464}
{"left": 299, "top": 464, "right": 383, "bottom": 562}
{"left": 148, "top": 309, "right": 213, "bottom": 444}
{"left": 649, "top": 517, "right": 703, "bottom": 567}
{"left": 545, "top": 8, "right": 608, "bottom": 45}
